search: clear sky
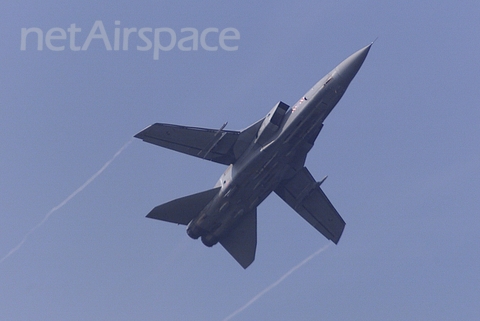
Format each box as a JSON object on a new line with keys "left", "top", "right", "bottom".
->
{"left": 1, "top": 1, "right": 479, "bottom": 320}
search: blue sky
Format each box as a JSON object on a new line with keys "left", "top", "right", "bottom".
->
{"left": 1, "top": 1, "right": 479, "bottom": 320}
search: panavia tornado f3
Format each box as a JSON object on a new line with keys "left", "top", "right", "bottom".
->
{"left": 135, "top": 43, "right": 372, "bottom": 268}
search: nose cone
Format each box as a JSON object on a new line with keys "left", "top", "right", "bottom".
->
{"left": 335, "top": 43, "right": 372, "bottom": 84}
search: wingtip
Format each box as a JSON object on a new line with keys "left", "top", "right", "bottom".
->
{"left": 134, "top": 124, "right": 156, "bottom": 139}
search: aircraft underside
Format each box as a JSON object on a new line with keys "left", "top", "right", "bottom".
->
{"left": 134, "top": 43, "right": 372, "bottom": 268}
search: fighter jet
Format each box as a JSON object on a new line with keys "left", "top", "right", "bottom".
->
{"left": 135, "top": 43, "right": 372, "bottom": 268}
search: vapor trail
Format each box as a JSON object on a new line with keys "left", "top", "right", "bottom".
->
{"left": 0, "top": 139, "right": 133, "bottom": 264}
{"left": 222, "top": 243, "right": 331, "bottom": 321}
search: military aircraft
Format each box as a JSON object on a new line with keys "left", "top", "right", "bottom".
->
{"left": 135, "top": 43, "right": 372, "bottom": 268}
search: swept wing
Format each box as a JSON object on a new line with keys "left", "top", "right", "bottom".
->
{"left": 134, "top": 120, "right": 263, "bottom": 166}
{"left": 275, "top": 167, "right": 345, "bottom": 243}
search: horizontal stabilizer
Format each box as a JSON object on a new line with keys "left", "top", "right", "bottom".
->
{"left": 220, "top": 208, "right": 257, "bottom": 269}
{"left": 275, "top": 167, "right": 345, "bottom": 243}
{"left": 146, "top": 187, "right": 220, "bottom": 225}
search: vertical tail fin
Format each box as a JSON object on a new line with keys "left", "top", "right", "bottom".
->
{"left": 220, "top": 208, "right": 257, "bottom": 269}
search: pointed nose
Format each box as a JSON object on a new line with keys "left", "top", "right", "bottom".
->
{"left": 335, "top": 43, "right": 372, "bottom": 84}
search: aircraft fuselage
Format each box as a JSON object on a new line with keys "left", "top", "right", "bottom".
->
{"left": 187, "top": 59, "right": 355, "bottom": 247}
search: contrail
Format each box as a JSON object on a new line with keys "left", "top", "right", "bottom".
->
{"left": 222, "top": 243, "right": 331, "bottom": 321}
{"left": 0, "top": 139, "right": 133, "bottom": 264}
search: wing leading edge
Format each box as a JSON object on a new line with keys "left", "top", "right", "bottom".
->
{"left": 275, "top": 167, "right": 345, "bottom": 244}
